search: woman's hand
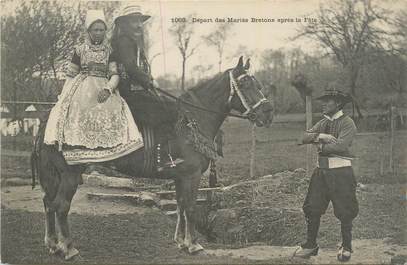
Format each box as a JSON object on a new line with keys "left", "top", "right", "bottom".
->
{"left": 318, "top": 133, "right": 338, "bottom": 144}
{"left": 97, "top": 89, "right": 111, "bottom": 103}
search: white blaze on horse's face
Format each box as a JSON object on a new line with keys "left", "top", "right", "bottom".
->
{"left": 229, "top": 57, "right": 274, "bottom": 127}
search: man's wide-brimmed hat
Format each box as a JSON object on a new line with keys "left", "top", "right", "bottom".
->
{"left": 85, "top": 10, "right": 107, "bottom": 30}
{"left": 114, "top": 4, "right": 151, "bottom": 24}
{"left": 316, "top": 88, "right": 353, "bottom": 105}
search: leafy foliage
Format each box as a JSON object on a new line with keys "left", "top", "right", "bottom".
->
{"left": 1, "top": 0, "right": 82, "bottom": 111}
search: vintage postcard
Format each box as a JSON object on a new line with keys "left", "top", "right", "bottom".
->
{"left": 1, "top": 0, "right": 406, "bottom": 264}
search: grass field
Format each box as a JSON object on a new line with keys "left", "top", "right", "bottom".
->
{"left": 217, "top": 118, "right": 406, "bottom": 186}
{"left": 1, "top": 118, "right": 406, "bottom": 185}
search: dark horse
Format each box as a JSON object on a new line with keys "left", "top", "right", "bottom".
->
{"left": 32, "top": 57, "right": 274, "bottom": 260}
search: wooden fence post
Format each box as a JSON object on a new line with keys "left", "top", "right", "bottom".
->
{"left": 389, "top": 105, "right": 396, "bottom": 175}
{"left": 250, "top": 123, "right": 256, "bottom": 179}
{"left": 306, "top": 96, "right": 313, "bottom": 176}
{"left": 13, "top": 87, "right": 17, "bottom": 150}
{"left": 33, "top": 119, "right": 40, "bottom": 137}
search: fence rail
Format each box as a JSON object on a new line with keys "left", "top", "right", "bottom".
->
{"left": 1, "top": 101, "right": 56, "bottom": 105}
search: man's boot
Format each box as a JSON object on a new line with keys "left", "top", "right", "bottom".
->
{"left": 294, "top": 215, "right": 320, "bottom": 258}
{"left": 337, "top": 221, "right": 353, "bottom": 262}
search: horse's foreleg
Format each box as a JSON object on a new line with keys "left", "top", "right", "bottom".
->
{"left": 183, "top": 170, "right": 204, "bottom": 254}
{"left": 54, "top": 173, "right": 79, "bottom": 260}
{"left": 174, "top": 178, "right": 187, "bottom": 249}
{"left": 40, "top": 162, "right": 59, "bottom": 255}
{"left": 174, "top": 206, "right": 186, "bottom": 249}
{"left": 43, "top": 197, "right": 58, "bottom": 254}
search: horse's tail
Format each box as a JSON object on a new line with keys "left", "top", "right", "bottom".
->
{"left": 31, "top": 119, "right": 47, "bottom": 190}
{"left": 31, "top": 132, "right": 41, "bottom": 189}
{"left": 208, "top": 159, "right": 218, "bottom": 188}
{"left": 31, "top": 151, "right": 37, "bottom": 189}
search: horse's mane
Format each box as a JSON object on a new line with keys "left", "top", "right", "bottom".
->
{"left": 125, "top": 69, "right": 232, "bottom": 129}
{"left": 180, "top": 70, "right": 232, "bottom": 104}
{"left": 185, "top": 71, "right": 228, "bottom": 93}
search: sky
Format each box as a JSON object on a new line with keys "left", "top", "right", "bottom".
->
{"left": 130, "top": 0, "right": 407, "bottom": 78}
{"left": 2, "top": 0, "right": 406, "bottom": 79}
{"left": 144, "top": 0, "right": 323, "bottom": 77}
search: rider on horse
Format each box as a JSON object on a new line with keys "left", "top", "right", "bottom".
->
{"left": 33, "top": 4, "right": 274, "bottom": 260}
{"left": 111, "top": 5, "right": 184, "bottom": 172}
{"left": 111, "top": 5, "right": 154, "bottom": 96}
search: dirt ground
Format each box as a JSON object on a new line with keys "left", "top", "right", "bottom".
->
{"left": 2, "top": 178, "right": 406, "bottom": 264}
{"left": 1, "top": 185, "right": 246, "bottom": 264}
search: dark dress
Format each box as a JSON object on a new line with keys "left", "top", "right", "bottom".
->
{"left": 114, "top": 35, "right": 177, "bottom": 128}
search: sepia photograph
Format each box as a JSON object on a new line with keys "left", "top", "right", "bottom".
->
{"left": 1, "top": 0, "right": 406, "bottom": 264}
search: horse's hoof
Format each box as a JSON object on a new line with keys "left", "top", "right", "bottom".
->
{"left": 177, "top": 243, "right": 187, "bottom": 251}
{"left": 188, "top": 243, "right": 204, "bottom": 254}
{"left": 175, "top": 238, "right": 187, "bottom": 250}
{"left": 64, "top": 247, "right": 80, "bottom": 261}
{"left": 49, "top": 247, "right": 59, "bottom": 255}
{"left": 44, "top": 236, "right": 58, "bottom": 254}
{"left": 192, "top": 249, "right": 207, "bottom": 256}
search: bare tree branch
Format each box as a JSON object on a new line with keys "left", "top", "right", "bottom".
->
{"left": 169, "top": 14, "right": 198, "bottom": 91}
{"left": 294, "top": 0, "right": 398, "bottom": 113}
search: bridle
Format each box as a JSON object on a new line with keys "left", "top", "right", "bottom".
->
{"left": 227, "top": 70, "right": 270, "bottom": 121}
{"left": 152, "top": 69, "right": 271, "bottom": 121}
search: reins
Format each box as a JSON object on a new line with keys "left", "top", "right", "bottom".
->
{"left": 152, "top": 85, "right": 249, "bottom": 120}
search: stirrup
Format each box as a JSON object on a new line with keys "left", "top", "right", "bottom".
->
{"left": 157, "top": 157, "right": 184, "bottom": 172}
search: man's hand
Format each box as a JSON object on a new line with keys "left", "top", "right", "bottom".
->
{"left": 97, "top": 89, "right": 111, "bottom": 103}
{"left": 318, "top": 133, "right": 338, "bottom": 144}
{"left": 152, "top": 79, "right": 159, "bottom": 88}
{"left": 146, "top": 78, "right": 158, "bottom": 90}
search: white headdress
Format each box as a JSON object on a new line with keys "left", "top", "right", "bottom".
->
{"left": 85, "top": 10, "right": 106, "bottom": 30}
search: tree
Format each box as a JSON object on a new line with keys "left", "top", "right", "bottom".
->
{"left": 296, "top": 0, "right": 397, "bottom": 117}
{"left": 169, "top": 14, "right": 199, "bottom": 92}
{"left": 155, "top": 73, "right": 182, "bottom": 95}
{"left": 394, "top": 10, "right": 407, "bottom": 55}
{"left": 203, "top": 23, "right": 233, "bottom": 73}
{"left": 256, "top": 49, "right": 305, "bottom": 113}
{"left": 84, "top": 1, "right": 121, "bottom": 24}
{"left": 1, "top": 0, "right": 81, "bottom": 117}
{"left": 358, "top": 52, "right": 406, "bottom": 108}
{"left": 1, "top": 1, "right": 81, "bottom": 90}
{"left": 191, "top": 64, "right": 213, "bottom": 82}
{"left": 291, "top": 73, "right": 312, "bottom": 102}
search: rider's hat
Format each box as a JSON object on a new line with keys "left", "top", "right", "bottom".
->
{"left": 85, "top": 10, "right": 107, "bottom": 30}
{"left": 114, "top": 4, "right": 151, "bottom": 24}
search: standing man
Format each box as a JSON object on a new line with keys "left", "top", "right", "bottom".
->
{"left": 294, "top": 89, "right": 359, "bottom": 262}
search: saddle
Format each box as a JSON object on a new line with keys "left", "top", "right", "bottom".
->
{"left": 123, "top": 89, "right": 184, "bottom": 177}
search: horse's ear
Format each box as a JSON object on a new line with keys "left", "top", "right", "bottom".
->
{"left": 244, "top": 58, "right": 250, "bottom": 70}
{"left": 236, "top": 56, "right": 244, "bottom": 69}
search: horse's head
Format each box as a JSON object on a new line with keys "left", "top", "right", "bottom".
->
{"left": 228, "top": 56, "right": 274, "bottom": 127}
